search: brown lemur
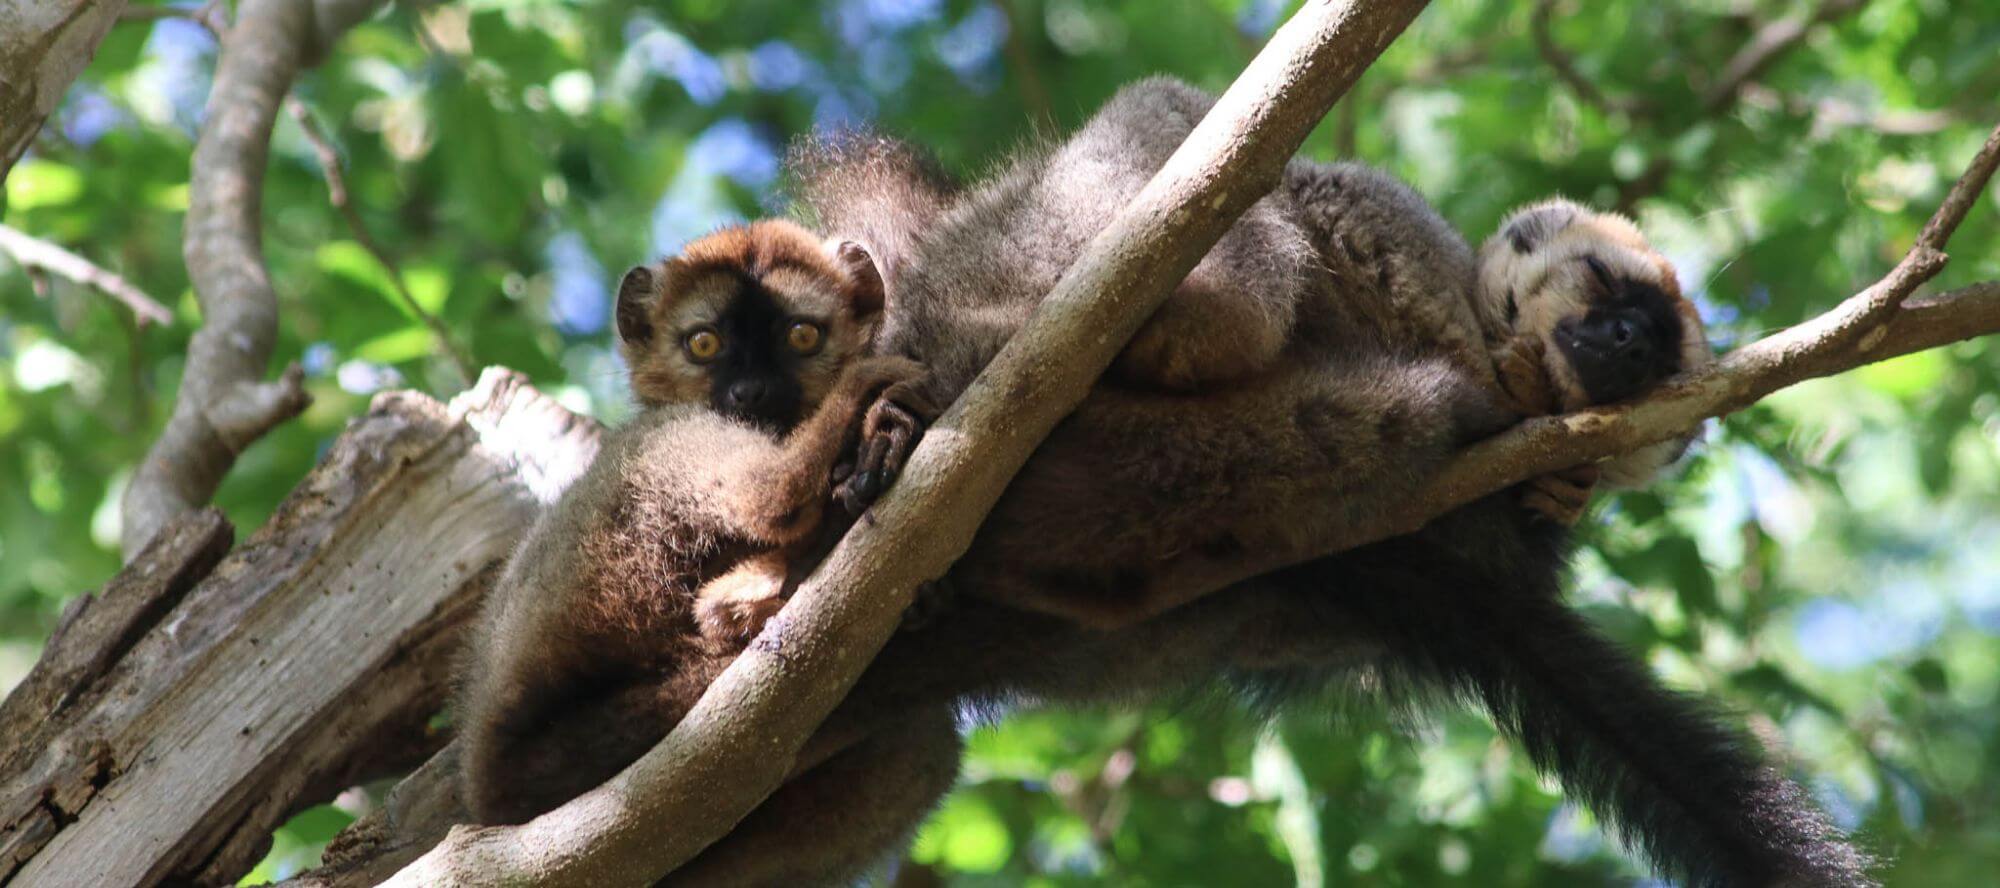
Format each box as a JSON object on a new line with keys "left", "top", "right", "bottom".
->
{"left": 453, "top": 221, "right": 960, "bottom": 877}
{"left": 750, "top": 77, "right": 1868, "bottom": 888}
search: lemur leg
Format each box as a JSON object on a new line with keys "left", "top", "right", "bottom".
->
{"left": 1089, "top": 79, "right": 1311, "bottom": 391}
{"left": 1493, "top": 335, "right": 1601, "bottom": 526}
{"left": 663, "top": 707, "right": 962, "bottom": 887}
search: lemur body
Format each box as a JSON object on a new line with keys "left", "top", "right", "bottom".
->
{"left": 454, "top": 222, "right": 958, "bottom": 879}
{"left": 760, "top": 79, "right": 1869, "bottom": 886}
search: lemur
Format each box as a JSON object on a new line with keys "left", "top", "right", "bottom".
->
{"left": 745, "top": 78, "right": 1870, "bottom": 887}
{"left": 452, "top": 222, "right": 960, "bottom": 876}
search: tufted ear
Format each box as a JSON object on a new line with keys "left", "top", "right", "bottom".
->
{"left": 1498, "top": 201, "right": 1582, "bottom": 256}
{"left": 615, "top": 264, "right": 659, "bottom": 347}
{"left": 828, "top": 240, "right": 886, "bottom": 319}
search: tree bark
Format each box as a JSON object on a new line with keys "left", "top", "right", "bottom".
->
{"left": 0, "top": 0, "right": 129, "bottom": 183}
{"left": 0, "top": 370, "right": 599, "bottom": 887}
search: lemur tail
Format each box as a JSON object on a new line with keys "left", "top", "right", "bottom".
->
{"left": 1317, "top": 532, "right": 1876, "bottom": 887}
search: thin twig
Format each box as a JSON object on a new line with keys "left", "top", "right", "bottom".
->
{"left": 1699, "top": 0, "right": 1866, "bottom": 114}
{"left": 0, "top": 223, "right": 176, "bottom": 325}
{"left": 1530, "top": 0, "right": 1650, "bottom": 116}
{"left": 994, "top": 0, "right": 1056, "bottom": 129}
{"left": 285, "top": 98, "right": 475, "bottom": 386}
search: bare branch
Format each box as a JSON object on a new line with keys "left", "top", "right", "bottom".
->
{"left": 0, "top": 222, "right": 175, "bottom": 325}
{"left": 118, "top": 0, "right": 385, "bottom": 559}
{"left": 994, "top": 0, "right": 1055, "bottom": 129}
{"left": 0, "top": 0, "right": 132, "bottom": 182}
{"left": 1530, "top": 0, "right": 1650, "bottom": 116}
{"left": 1545, "top": 0, "right": 1870, "bottom": 213}
{"left": 285, "top": 98, "right": 475, "bottom": 386}
{"left": 379, "top": 2, "right": 1434, "bottom": 885}
{"left": 1700, "top": 0, "right": 1865, "bottom": 114}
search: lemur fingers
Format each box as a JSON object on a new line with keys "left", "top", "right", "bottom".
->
{"left": 836, "top": 377, "right": 937, "bottom": 515}
{"left": 1521, "top": 464, "right": 1601, "bottom": 527}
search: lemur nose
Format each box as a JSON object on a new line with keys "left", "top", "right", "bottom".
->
{"left": 1610, "top": 319, "right": 1634, "bottom": 347}
{"left": 727, "top": 380, "right": 768, "bottom": 408}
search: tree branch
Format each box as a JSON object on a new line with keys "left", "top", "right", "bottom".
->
{"left": 285, "top": 97, "right": 475, "bottom": 385}
{"left": 1530, "top": 0, "right": 1650, "bottom": 116}
{"left": 379, "top": 1, "right": 1434, "bottom": 885}
{"left": 117, "top": 0, "right": 385, "bottom": 559}
{"left": 0, "top": 0, "right": 131, "bottom": 183}
{"left": 0, "top": 222, "right": 175, "bottom": 325}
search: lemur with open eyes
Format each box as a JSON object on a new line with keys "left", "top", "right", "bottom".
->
{"left": 742, "top": 78, "right": 1868, "bottom": 887}
{"left": 452, "top": 221, "right": 961, "bottom": 879}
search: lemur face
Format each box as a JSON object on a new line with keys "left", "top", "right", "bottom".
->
{"left": 615, "top": 220, "right": 885, "bottom": 431}
{"left": 1477, "top": 200, "right": 1710, "bottom": 412}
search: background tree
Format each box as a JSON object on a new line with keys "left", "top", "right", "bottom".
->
{"left": 1, "top": 0, "right": 1996, "bottom": 884}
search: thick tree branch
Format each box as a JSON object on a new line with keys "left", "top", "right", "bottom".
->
{"left": 0, "top": 0, "right": 130, "bottom": 184}
{"left": 118, "top": 0, "right": 384, "bottom": 559}
{"left": 0, "top": 222, "right": 175, "bottom": 324}
{"left": 379, "top": 2, "right": 1433, "bottom": 885}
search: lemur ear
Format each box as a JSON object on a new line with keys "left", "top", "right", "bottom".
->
{"left": 1499, "top": 201, "right": 1582, "bottom": 256}
{"left": 829, "top": 240, "right": 886, "bottom": 319}
{"left": 615, "top": 264, "right": 659, "bottom": 347}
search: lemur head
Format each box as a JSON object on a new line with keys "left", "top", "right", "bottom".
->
{"left": 1477, "top": 199, "right": 1710, "bottom": 410}
{"left": 616, "top": 219, "right": 885, "bottom": 431}
{"left": 1477, "top": 199, "right": 1714, "bottom": 486}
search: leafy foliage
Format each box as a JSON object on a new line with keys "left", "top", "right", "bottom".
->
{"left": 2, "top": 0, "right": 1997, "bottom": 883}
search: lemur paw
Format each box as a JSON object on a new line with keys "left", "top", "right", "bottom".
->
{"left": 1521, "top": 464, "right": 1601, "bottom": 527}
{"left": 1494, "top": 334, "right": 1559, "bottom": 417}
{"left": 836, "top": 375, "right": 939, "bottom": 515}
{"left": 696, "top": 565, "right": 789, "bottom": 647}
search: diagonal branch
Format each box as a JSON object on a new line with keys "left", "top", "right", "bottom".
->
{"left": 285, "top": 98, "right": 475, "bottom": 385}
{"left": 378, "top": 1, "right": 1435, "bottom": 885}
{"left": 117, "top": 0, "right": 386, "bottom": 559}
{"left": 0, "top": 222, "right": 174, "bottom": 324}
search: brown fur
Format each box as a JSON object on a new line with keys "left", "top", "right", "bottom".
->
{"left": 455, "top": 225, "right": 925, "bottom": 831}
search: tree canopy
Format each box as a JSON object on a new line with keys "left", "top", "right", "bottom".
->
{"left": 2, "top": 0, "right": 1997, "bottom": 884}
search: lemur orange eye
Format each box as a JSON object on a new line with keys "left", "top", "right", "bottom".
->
{"left": 684, "top": 329, "right": 723, "bottom": 362}
{"left": 786, "top": 321, "right": 824, "bottom": 355}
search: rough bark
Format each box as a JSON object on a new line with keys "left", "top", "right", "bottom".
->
{"left": 379, "top": 2, "right": 1432, "bottom": 886}
{"left": 118, "top": 0, "right": 387, "bottom": 560}
{"left": 0, "top": 0, "right": 130, "bottom": 183}
{"left": 0, "top": 369, "right": 599, "bottom": 887}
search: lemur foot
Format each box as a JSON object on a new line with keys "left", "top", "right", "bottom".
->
{"left": 1521, "top": 464, "right": 1601, "bottom": 527}
{"left": 836, "top": 378, "right": 939, "bottom": 515}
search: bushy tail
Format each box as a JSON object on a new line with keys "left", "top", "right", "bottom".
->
{"left": 1319, "top": 525, "right": 1875, "bottom": 887}
{"left": 783, "top": 130, "right": 958, "bottom": 285}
